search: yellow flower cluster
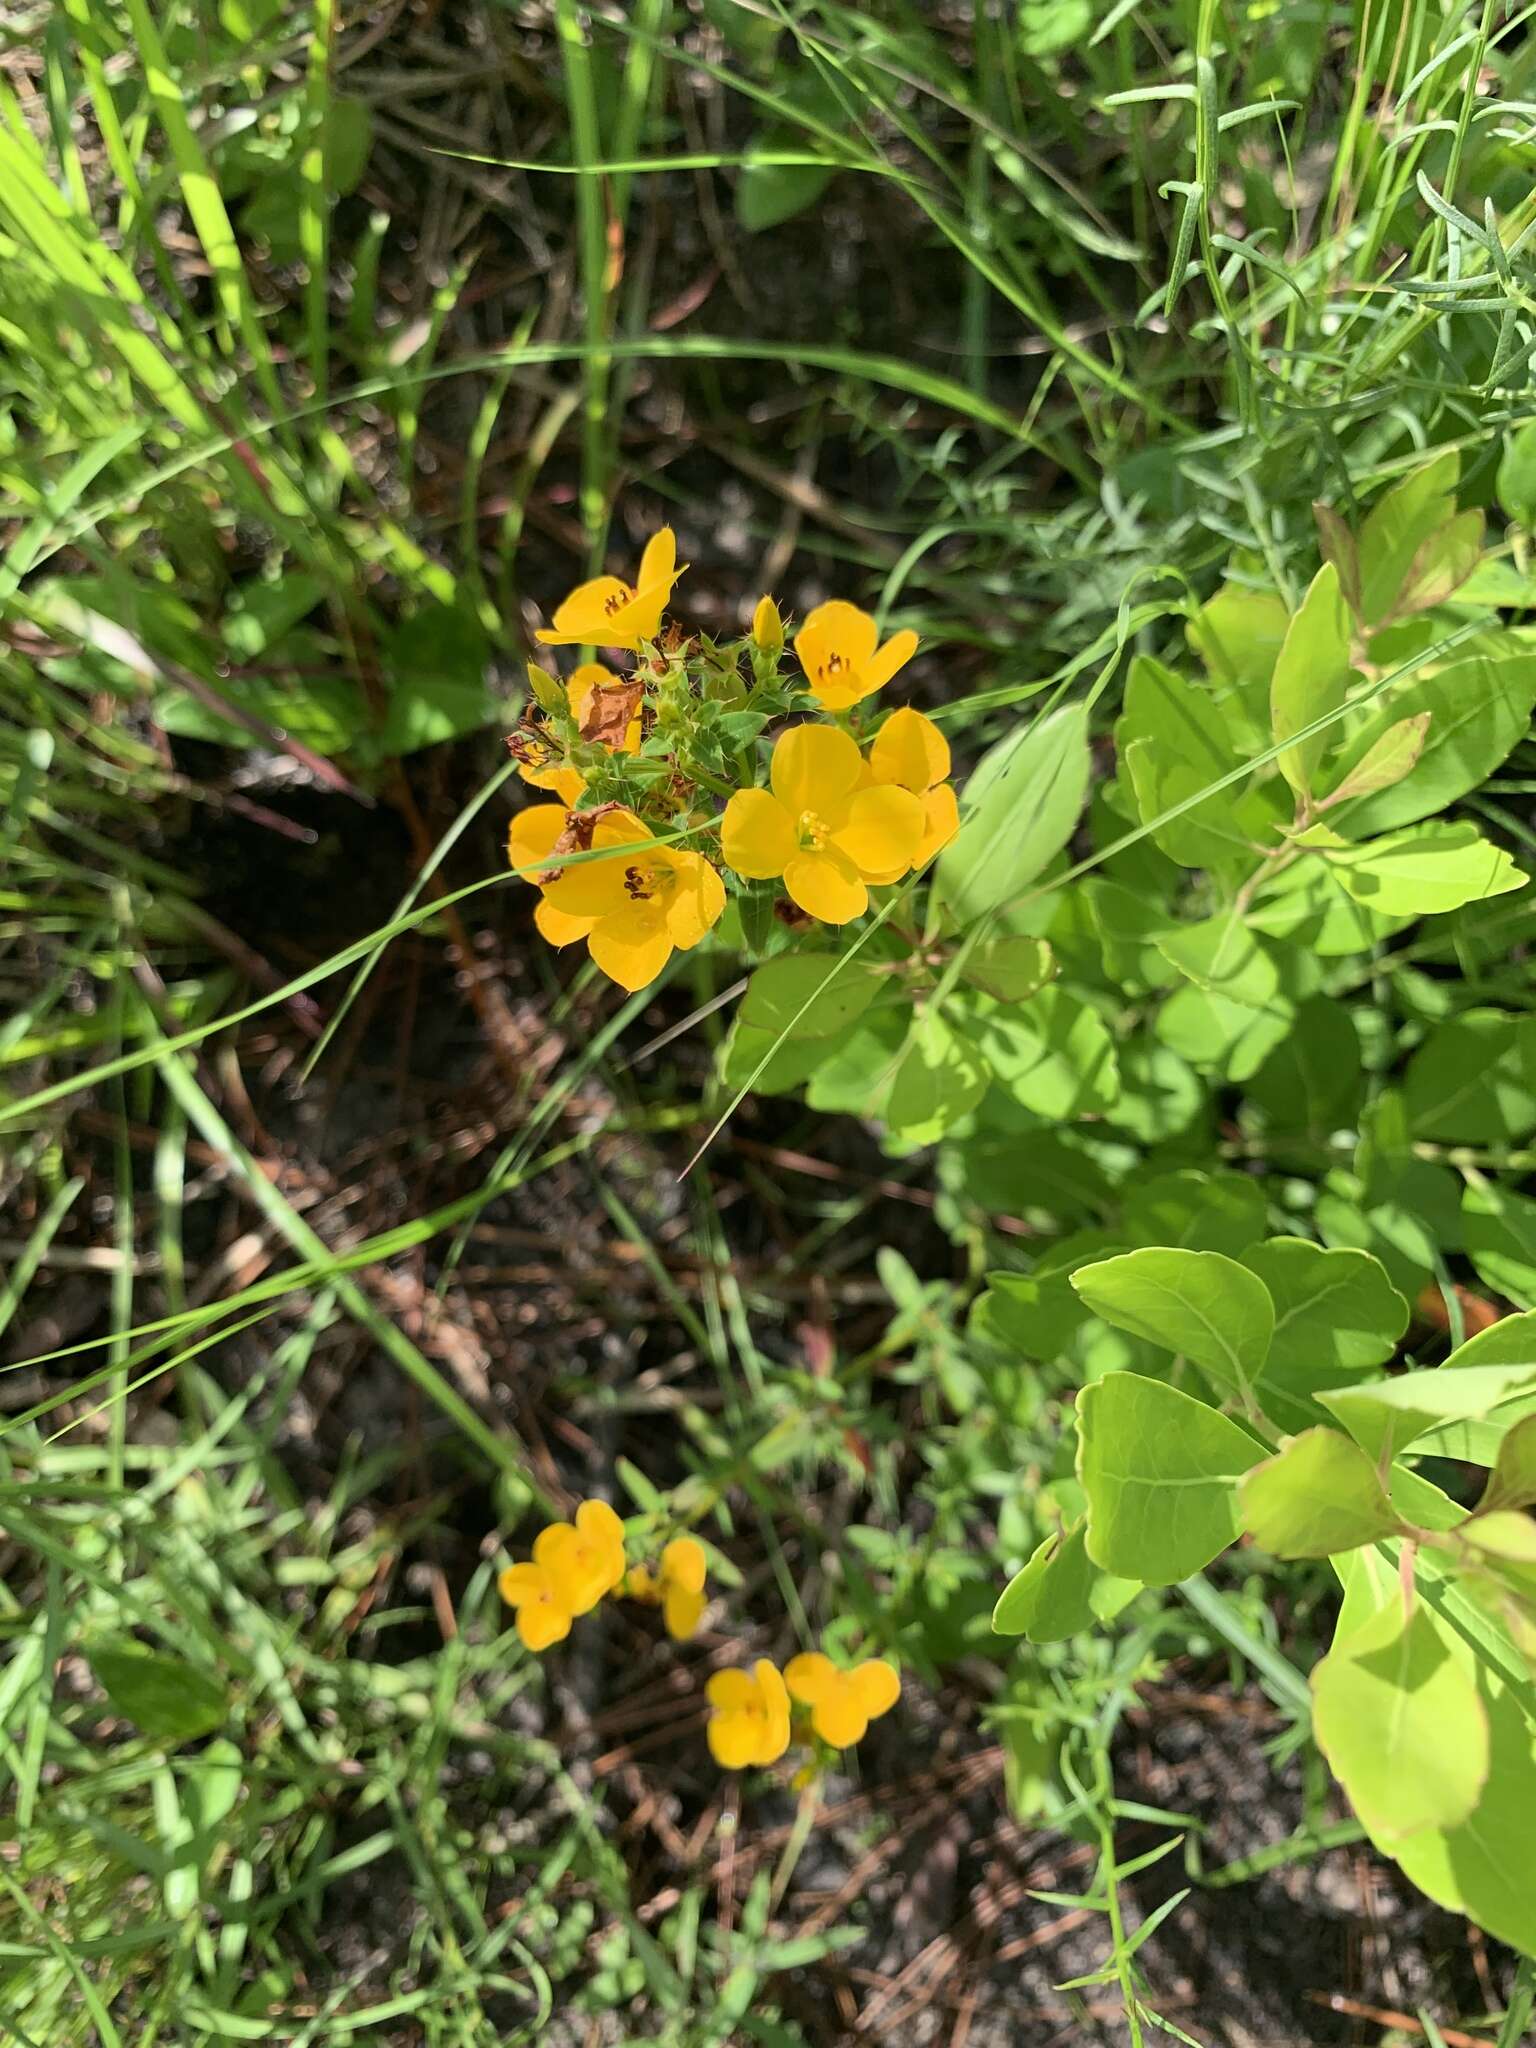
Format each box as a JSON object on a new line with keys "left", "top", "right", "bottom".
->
{"left": 499, "top": 1504, "right": 710, "bottom": 1652}
{"left": 507, "top": 527, "right": 960, "bottom": 986}
{"left": 498, "top": 1504, "right": 901, "bottom": 1771}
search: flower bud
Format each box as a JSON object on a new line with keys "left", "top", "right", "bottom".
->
{"left": 751, "top": 594, "right": 784, "bottom": 653}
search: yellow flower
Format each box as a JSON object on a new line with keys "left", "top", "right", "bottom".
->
{"left": 751, "top": 594, "right": 784, "bottom": 653}
{"left": 536, "top": 529, "right": 681, "bottom": 649}
{"left": 627, "top": 1535, "right": 709, "bottom": 1639}
{"left": 508, "top": 802, "right": 568, "bottom": 879}
{"left": 720, "top": 724, "right": 924, "bottom": 924}
{"left": 784, "top": 1652, "right": 901, "bottom": 1748}
{"left": 498, "top": 1498, "right": 627, "bottom": 1652}
{"left": 515, "top": 662, "right": 640, "bottom": 806}
{"left": 706, "top": 1659, "right": 792, "bottom": 1768}
{"left": 794, "top": 600, "right": 917, "bottom": 711}
{"left": 868, "top": 707, "right": 960, "bottom": 871}
{"left": 540, "top": 808, "right": 725, "bottom": 990}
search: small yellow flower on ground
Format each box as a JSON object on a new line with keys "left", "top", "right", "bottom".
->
{"left": 536, "top": 529, "right": 681, "bottom": 650}
{"left": 784, "top": 1652, "right": 901, "bottom": 1747}
{"left": 720, "top": 724, "right": 924, "bottom": 924}
{"left": 794, "top": 600, "right": 917, "bottom": 711}
{"left": 868, "top": 707, "right": 960, "bottom": 870}
{"left": 627, "top": 1534, "right": 709, "bottom": 1638}
{"left": 540, "top": 808, "right": 725, "bottom": 990}
{"left": 499, "top": 1499, "right": 627, "bottom": 1652}
{"left": 706, "top": 1659, "right": 792, "bottom": 1767}
{"left": 751, "top": 594, "right": 784, "bottom": 653}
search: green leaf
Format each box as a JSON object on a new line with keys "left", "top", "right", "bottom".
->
{"left": 1328, "top": 654, "right": 1536, "bottom": 836}
{"left": 1270, "top": 562, "right": 1353, "bottom": 795}
{"left": 1319, "top": 1362, "right": 1536, "bottom": 1463}
{"left": 1076, "top": 1372, "right": 1266, "bottom": 1583}
{"left": 89, "top": 1645, "right": 228, "bottom": 1742}
{"left": 1356, "top": 449, "right": 1463, "bottom": 626}
{"left": 1498, "top": 418, "right": 1536, "bottom": 527}
{"left": 719, "top": 1020, "right": 827, "bottom": 1096}
{"left": 1156, "top": 980, "right": 1294, "bottom": 1081}
{"left": 1324, "top": 713, "right": 1430, "bottom": 805}
{"left": 738, "top": 954, "right": 879, "bottom": 1041}
{"left": 1244, "top": 1238, "right": 1408, "bottom": 1377}
{"left": 958, "top": 934, "right": 1056, "bottom": 1003}
{"left": 960, "top": 986, "right": 1119, "bottom": 1118}
{"left": 1070, "top": 1247, "right": 1274, "bottom": 1394}
{"left": 992, "top": 1518, "right": 1104, "bottom": 1641}
{"left": 1325, "top": 823, "right": 1527, "bottom": 916}
{"left": 1121, "top": 1168, "right": 1267, "bottom": 1256}
{"left": 884, "top": 1011, "right": 988, "bottom": 1141}
{"left": 1481, "top": 1414, "right": 1536, "bottom": 1514}
{"left": 1155, "top": 915, "right": 1280, "bottom": 1008}
{"left": 1313, "top": 1599, "right": 1489, "bottom": 1840}
{"left": 1240, "top": 1428, "right": 1404, "bottom": 1558}
{"left": 1404, "top": 1009, "right": 1536, "bottom": 1143}
{"left": 376, "top": 600, "right": 492, "bottom": 756}
{"left": 935, "top": 704, "right": 1089, "bottom": 928}
{"left": 1462, "top": 1185, "right": 1536, "bottom": 1308}
{"left": 1123, "top": 738, "right": 1271, "bottom": 871}
{"left": 1244, "top": 995, "right": 1363, "bottom": 1134}
{"left": 1185, "top": 580, "right": 1290, "bottom": 684}
{"left": 735, "top": 146, "right": 837, "bottom": 233}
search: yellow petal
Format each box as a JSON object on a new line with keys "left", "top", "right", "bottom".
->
{"left": 796, "top": 599, "right": 878, "bottom": 670}
{"left": 663, "top": 1583, "right": 706, "bottom": 1640}
{"left": 625, "top": 1564, "right": 660, "bottom": 1603}
{"left": 721, "top": 788, "right": 796, "bottom": 879}
{"left": 507, "top": 805, "right": 569, "bottom": 879}
{"left": 537, "top": 576, "right": 632, "bottom": 647}
{"left": 575, "top": 1499, "right": 625, "bottom": 1550}
{"left": 771, "top": 723, "right": 862, "bottom": 817}
{"left": 914, "top": 783, "right": 960, "bottom": 866}
{"left": 811, "top": 1690, "right": 869, "bottom": 1749}
{"left": 544, "top": 852, "right": 629, "bottom": 920}
{"left": 784, "top": 1651, "right": 839, "bottom": 1705}
{"left": 759, "top": 1697, "right": 792, "bottom": 1763}
{"left": 637, "top": 527, "right": 677, "bottom": 591}
{"left": 588, "top": 912, "right": 673, "bottom": 991}
{"left": 498, "top": 1564, "right": 545, "bottom": 1608}
{"left": 532, "top": 1522, "right": 576, "bottom": 1569}
{"left": 784, "top": 849, "right": 867, "bottom": 925}
{"left": 862, "top": 628, "right": 919, "bottom": 694}
{"left": 826, "top": 785, "right": 925, "bottom": 878}
{"left": 661, "top": 1536, "right": 707, "bottom": 1595}
{"left": 662, "top": 853, "right": 725, "bottom": 950}
{"left": 535, "top": 898, "right": 597, "bottom": 947}
{"left": 708, "top": 1709, "right": 761, "bottom": 1768}
{"left": 851, "top": 1659, "right": 901, "bottom": 1720}
{"left": 516, "top": 1598, "right": 573, "bottom": 1652}
{"left": 870, "top": 707, "right": 948, "bottom": 793}
{"left": 754, "top": 1660, "right": 790, "bottom": 1719}
{"left": 706, "top": 1669, "right": 757, "bottom": 1713}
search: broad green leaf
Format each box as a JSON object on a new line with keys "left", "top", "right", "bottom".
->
{"left": 803, "top": 1003, "right": 907, "bottom": 1116}
{"left": 1477, "top": 1411, "right": 1536, "bottom": 1516}
{"left": 1324, "top": 714, "right": 1429, "bottom": 805}
{"left": 1463, "top": 1185, "right": 1536, "bottom": 1308}
{"left": 1326, "top": 823, "right": 1527, "bottom": 916}
{"left": 736, "top": 150, "right": 837, "bottom": 232}
{"left": 960, "top": 986, "right": 1119, "bottom": 1118}
{"left": 1498, "top": 418, "right": 1536, "bottom": 527}
{"left": 720, "top": 1020, "right": 827, "bottom": 1096}
{"left": 1329, "top": 654, "right": 1536, "bottom": 835}
{"left": 992, "top": 1518, "right": 1102, "bottom": 1640}
{"left": 376, "top": 601, "right": 492, "bottom": 756}
{"left": 1392, "top": 510, "right": 1481, "bottom": 617}
{"left": 1270, "top": 562, "right": 1352, "bottom": 795}
{"left": 1117, "top": 653, "right": 1233, "bottom": 778}
{"left": 884, "top": 1011, "right": 987, "bottom": 1140}
{"left": 1319, "top": 1362, "right": 1536, "bottom": 1463}
{"left": 1123, "top": 738, "right": 1270, "bottom": 871}
{"left": 1404, "top": 1009, "right": 1536, "bottom": 1143}
{"left": 949, "top": 1129, "right": 1112, "bottom": 1225}
{"left": 1071, "top": 1247, "right": 1274, "bottom": 1394}
{"left": 1244, "top": 1238, "right": 1407, "bottom": 1378}
{"left": 1331, "top": 1552, "right": 1536, "bottom": 1953}
{"left": 1415, "top": 1305, "right": 1536, "bottom": 1459}
{"left": 1186, "top": 581, "right": 1290, "bottom": 684}
{"left": 1356, "top": 449, "right": 1462, "bottom": 626}
{"left": 738, "top": 954, "right": 879, "bottom": 1041}
{"left": 1314, "top": 500, "right": 1363, "bottom": 617}
{"left": 1247, "top": 850, "right": 1411, "bottom": 956}
{"left": 89, "top": 1645, "right": 228, "bottom": 1742}
{"left": 1077, "top": 1372, "right": 1266, "bottom": 1582}
{"left": 935, "top": 704, "right": 1089, "bottom": 928}
{"left": 1156, "top": 980, "right": 1294, "bottom": 1081}
{"left": 1155, "top": 915, "right": 1280, "bottom": 1008}
{"left": 958, "top": 934, "right": 1056, "bottom": 1004}
{"left": 1313, "top": 1599, "right": 1489, "bottom": 1839}
{"left": 1121, "top": 1168, "right": 1267, "bottom": 1256}
{"left": 1244, "top": 995, "right": 1363, "bottom": 1134}
{"left": 1100, "top": 1040, "right": 1204, "bottom": 1144}
{"left": 974, "top": 1237, "right": 1128, "bottom": 1360}
{"left": 1240, "top": 1428, "right": 1404, "bottom": 1557}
